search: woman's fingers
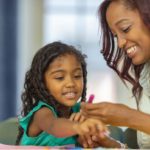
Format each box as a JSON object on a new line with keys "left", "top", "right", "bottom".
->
{"left": 81, "top": 102, "right": 132, "bottom": 126}
{"left": 81, "top": 102, "right": 113, "bottom": 124}
{"left": 78, "top": 135, "right": 100, "bottom": 148}
{"left": 81, "top": 102, "right": 104, "bottom": 110}
{"left": 77, "top": 135, "right": 90, "bottom": 148}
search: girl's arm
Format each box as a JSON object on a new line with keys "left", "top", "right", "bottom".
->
{"left": 32, "top": 107, "right": 107, "bottom": 138}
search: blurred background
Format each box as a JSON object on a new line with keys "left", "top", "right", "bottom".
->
{"left": 0, "top": 0, "right": 136, "bottom": 121}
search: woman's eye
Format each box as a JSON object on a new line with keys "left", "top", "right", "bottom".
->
{"left": 113, "top": 34, "right": 117, "bottom": 38}
{"left": 111, "top": 32, "right": 117, "bottom": 38}
{"left": 122, "top": 26, "right": 130, "bottom": 33}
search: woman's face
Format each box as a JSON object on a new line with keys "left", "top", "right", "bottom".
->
{"left": 106, "top": 1, "right": 150, "bottom": 65}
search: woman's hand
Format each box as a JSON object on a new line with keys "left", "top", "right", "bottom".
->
{"left": 91, "top": 134, "right": 126, "bottom": 148}
{"left": 77, "top": 132, "right": 126, "bottom": 148}
{"left": 77, "top": 134, "right": 100, "bottom": 148}
{"left": 81, "top": 102, "right": 133, "bottom": 126}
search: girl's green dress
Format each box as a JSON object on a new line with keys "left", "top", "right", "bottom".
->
{"left": 19, "top": 101, "right": 80, "bottom": 146}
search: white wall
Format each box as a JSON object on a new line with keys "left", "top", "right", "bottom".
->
{"left": 16, "top": 0, "right": 137, "bottom": 114}
{"left": 17, "top": 0, "right": 44, "bottom": 113}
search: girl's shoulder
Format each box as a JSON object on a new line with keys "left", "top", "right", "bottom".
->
{"left": 19, "top": 101, "right": 57, "bottom": 128}
{"left": 37, "top": 101, "right": 56, "bottom": 116}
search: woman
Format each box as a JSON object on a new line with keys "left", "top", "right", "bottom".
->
{"left": 81, "top": 0, "right": 150, "bottom": 148}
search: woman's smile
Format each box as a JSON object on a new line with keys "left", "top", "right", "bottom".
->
{"left": 106, "top": 1, "right": 150, "bottom": 65}
{"left": 126, "top": 46, "right": 137, "bottom": 58}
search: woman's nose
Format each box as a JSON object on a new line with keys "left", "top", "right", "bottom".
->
{"left": 117, "top": 36, "right": 127, "bottom": 49}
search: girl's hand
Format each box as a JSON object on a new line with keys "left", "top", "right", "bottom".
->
{"left": 73, "top": 118, "right": 108, "bottom": 137}
{"left": 70, "top": 113, "right": 100, "bottom": 148}
{"left": 81, "top": 102, "right": 133, "bottom": 126}
{"left": 69, "top": 112, "right": 85, "bottom": 123}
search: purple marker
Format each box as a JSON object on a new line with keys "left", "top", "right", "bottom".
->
{"left": 88, "top": 94, "right": 95, "bottom": 103}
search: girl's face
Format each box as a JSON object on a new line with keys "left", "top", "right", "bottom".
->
{"left": 44, "top": 54, "right": 84, "bottom": 107}
{"left": 106, "top": 1, "right": 150, "bottom": 65}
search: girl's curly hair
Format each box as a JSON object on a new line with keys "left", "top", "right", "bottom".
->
{"left": 16, "top": 41, "right": 87, "bottom": 144}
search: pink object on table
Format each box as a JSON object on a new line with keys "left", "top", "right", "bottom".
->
{"left": 0, "top": 144, "right": 75, "bottom": 150}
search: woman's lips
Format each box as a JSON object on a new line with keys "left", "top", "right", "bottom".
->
{"left": 126, "top": 46, "right": 137, "bottom": 58}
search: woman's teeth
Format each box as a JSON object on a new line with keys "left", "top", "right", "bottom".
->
{"left": 127, "top": 46, "right": 136, "bottom": 54}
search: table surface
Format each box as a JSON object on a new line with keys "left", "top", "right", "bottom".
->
{"left": 0, "top": 144, "right": 118, "bottom": 150}
{"left": 0, "top": 144, "right": 75, "bottom": 149}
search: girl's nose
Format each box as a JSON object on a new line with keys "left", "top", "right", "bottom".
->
{"left": 66, "top": 77, "right": 75, "bottom": 87}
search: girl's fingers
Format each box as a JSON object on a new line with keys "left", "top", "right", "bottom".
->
{"left": 73, "top": 112, "right": 82, "bottom": 122}
{"left": 69, "top": 112, "right": 84, "bottom": 122}
{"left": 79, "top": 115, "right": 86, "bottom": 123}
{"left": 69, "top": 113, "right": 76, "bottom": 121}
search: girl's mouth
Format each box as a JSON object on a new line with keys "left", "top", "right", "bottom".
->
{"left": 63, "top": 92, "right": 76, "bottom": 99}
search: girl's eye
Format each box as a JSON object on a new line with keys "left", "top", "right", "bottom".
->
{"left": 74, "top": 75, "right": 82, "bottom": 79}
{"left": 55, "top": 77, "right": 64, "bottom": 80}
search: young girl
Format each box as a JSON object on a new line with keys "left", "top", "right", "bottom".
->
{"left": 16, "top": 41, "right": 108, "bottom": 147}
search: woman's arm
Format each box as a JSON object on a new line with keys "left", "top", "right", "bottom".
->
{"left": 128, "top": 108, "right": 150, "bottom": 134}
{"left": 81, "top": 102, "right": 150, "bottom": 134}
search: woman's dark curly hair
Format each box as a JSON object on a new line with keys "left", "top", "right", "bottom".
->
{"left": 16, "top": 41, "right": 87, "bottom": 144}
{"left": 98, "top": 0, "right": 150, "bottom": 107}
